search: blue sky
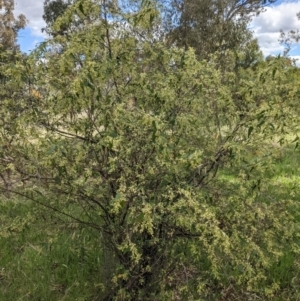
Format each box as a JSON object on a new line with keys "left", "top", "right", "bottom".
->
{"left": 15, "top": 0, "right": 45, "bottom": 53}
{"left": 15, "top": 0, "right": 300, "bottom": 60}
{"left": 18, "top": 27, "right": 44, "bottom": 53}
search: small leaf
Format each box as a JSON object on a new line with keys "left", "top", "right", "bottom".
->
{"left": 78, "top": 3, "right": 84, "bottom": 14}
{"left": 152, "top": 120, "right": 157, "bottom": 142}
{"left": 248, "top": 87, "right": 253, "bottom": 96}
{"left": 272, "top": 67, "right": 277, "bottom": 79}
{"left": 257, "top": 120, "right": 265, "bottom": 128}
{"left": 150, "top": 13, "right": 154, "bottom": 25}
{"left": 277, "top": 137, "right": 284, "bottom": 145}
{"left": 136, "top": 213, "right": 144, "bottom": 223}
{"left": 248, "top": 126, "right": 254, "bottom": 138}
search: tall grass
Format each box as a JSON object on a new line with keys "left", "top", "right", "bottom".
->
{"left": 0, "top": 201, "right": 108, "bottom": 301}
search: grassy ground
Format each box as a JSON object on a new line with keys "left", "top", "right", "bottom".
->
{"left": 263, "top": 147, "right": 300, "bottom": 300}
{"left": 1, "top": 146, "right": 300, "bottom": 300}
{"left": 0, "top": 200, "right": 108, "bottom": 301}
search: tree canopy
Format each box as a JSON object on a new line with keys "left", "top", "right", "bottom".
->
{"left": 0, "top": 0, "right": 27, "bottom": 50}
{"left": 163, "top": 0, "right": 274, "bottom": 62}
{"left": 42, "top": 0, "right": 72, "bottom": 36}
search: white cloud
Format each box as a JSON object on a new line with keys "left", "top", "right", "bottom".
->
{"left": 14, "top": 0, "right": 46, "bottom": 37}
{"left": 251, "top": 1, "right": 300, "bottom": 56}
{"left": 13, "top": 0, "right": 300, "bottom": 58}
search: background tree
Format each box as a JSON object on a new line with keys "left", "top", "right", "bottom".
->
{"left": 279, "top": 12, "right": 300, "bottom": 55}
{"left": 163, "top": 0, "right": 274, "bottom": 64}
{"left": 42, "top": 0, "right": 72, "bottom": 36}
{"left": 0, "top": 0, "right": 27, "bottom": 50}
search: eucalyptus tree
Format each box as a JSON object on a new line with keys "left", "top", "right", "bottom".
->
{"left": 0, "top": 0, "right": 27, "bottom": 50}
{"left": 42, "top": 0, "right": 73, "bottom": 36}
{"left": 279, "top": 12, "right": 300, "bottom": 55}
{"left": 163, "top": 0, "right": 275, "bottom": 65}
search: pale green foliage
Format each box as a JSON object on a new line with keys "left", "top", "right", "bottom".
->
{"left": 0, "top": 0, "right": 27, "bottom": 50}
{"left": 1, "top": 0, "right": 300, "bottom": 300}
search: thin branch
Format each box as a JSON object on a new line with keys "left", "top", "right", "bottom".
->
{"left": 0, "top": 187, "right": 112, "bottom": 233}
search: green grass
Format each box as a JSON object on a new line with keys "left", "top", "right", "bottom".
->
{"left": 0, "top": 201, "right": 109, "bottom": 301}
{"left": 263, "top": 147, "right": 300, "bottom": 300}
